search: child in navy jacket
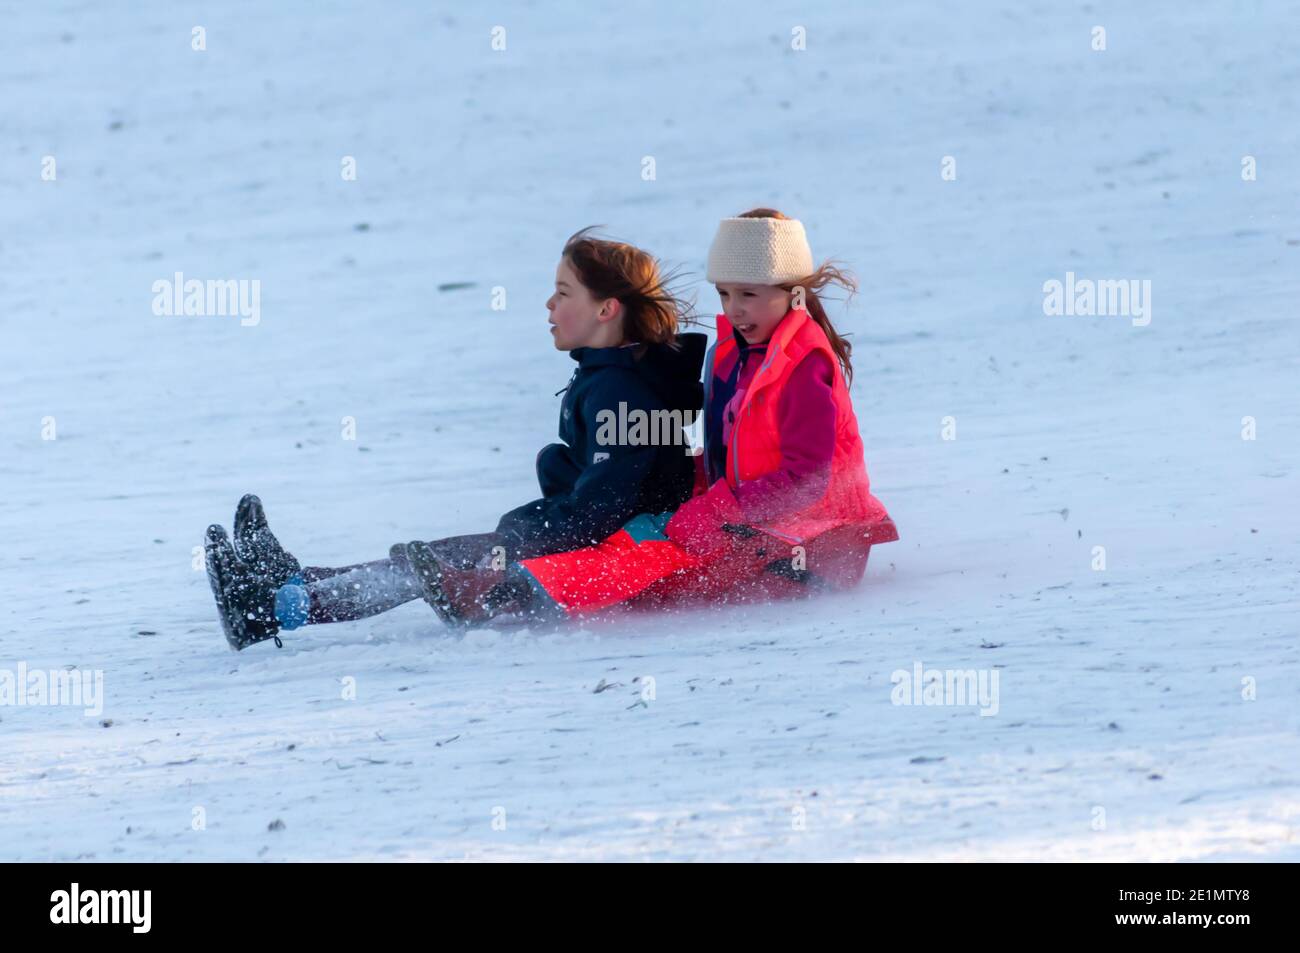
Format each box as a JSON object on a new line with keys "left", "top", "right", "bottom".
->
{"left": 204, "top": 230, "right": 704, "bottom": 650}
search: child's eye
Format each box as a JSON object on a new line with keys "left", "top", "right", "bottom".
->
{"left": 743, "top": 291, "right": 755, "bottom": 298}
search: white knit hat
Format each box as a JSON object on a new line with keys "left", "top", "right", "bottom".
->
{"left": 705, "top": 215, "right": 815, "bottom": 285}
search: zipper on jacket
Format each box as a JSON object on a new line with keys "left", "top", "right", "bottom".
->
{"left": 554, "top": 367, "right": 578, "bottom": 397}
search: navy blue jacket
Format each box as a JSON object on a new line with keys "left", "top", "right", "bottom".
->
{"left": 495, "top": 333, "right": 707, "bottom": 559}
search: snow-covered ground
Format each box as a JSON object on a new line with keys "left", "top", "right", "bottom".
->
{"left": 2, "top": 1, "right": 1298, "bottom": 861}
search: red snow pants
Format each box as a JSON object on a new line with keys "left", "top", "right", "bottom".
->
{"left": 517, "top": 513, "right": 886, "bottom": 618}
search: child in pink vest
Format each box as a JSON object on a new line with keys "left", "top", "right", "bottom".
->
{"left": 412, "top": 209, "right": 897, "bottom": 624}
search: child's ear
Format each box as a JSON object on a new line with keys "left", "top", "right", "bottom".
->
{"left": 597, "top": 298, "right": 622, "bottom": 323}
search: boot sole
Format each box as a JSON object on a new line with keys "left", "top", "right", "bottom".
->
{"left": 206, "top": 526, "right": 256, "bottom": 651}
{"left": 233, "top": 494, "right": 301, "bottom": 587}
{"left": 404, "top": 541, "right": 467, "bottom": 627}
{"left": 232, "top": 494, "right": 264, "bottom": 564}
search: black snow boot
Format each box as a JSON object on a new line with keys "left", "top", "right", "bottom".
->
{"left": 232, "top": 494, "right": 302, "bottom": 588}
{"left": 205, "top": 524, "right": 283, "bottom": 651}
{"left": 394, "top": 541, "right": 461, "bottom": 625}
{"left": 402, "top": 540, "right": 533, "bottom": 627}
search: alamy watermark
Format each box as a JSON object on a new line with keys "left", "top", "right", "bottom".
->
{"left": 594, "top": 401, "right": 701, "bottom": 457}
{"left": 50, "top": 884, "right": 150, "bottom": 933}
{"left": 1, "top": 662, "right": 104, "bottom": 717}
{"left": 1042, "top": 271, "right": 1151, "bottom": 327}
{"left": 890, "top": 661, "right": 999, "bottom": 716}
{"left": 152, "top": 272, "right": 261, "bottom": 326}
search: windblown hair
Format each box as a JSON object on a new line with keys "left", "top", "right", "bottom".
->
{"left": 562, "top": 228, "right": 693, "bottom": 346}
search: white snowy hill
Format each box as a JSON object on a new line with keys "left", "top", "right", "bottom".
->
{"left": 1, "top": 1, "right": 1297, "bottom": 860}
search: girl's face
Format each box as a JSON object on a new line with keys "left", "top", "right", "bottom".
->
{"left": 546, "top": 257, "right": 622, "bottom": 351}
{"left": 716, "top": 283, "right": 793, "bottom": 345}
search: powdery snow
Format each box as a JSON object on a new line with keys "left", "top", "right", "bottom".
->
{"left": 1, "top": 0, "right": 1298, "bottom": 861}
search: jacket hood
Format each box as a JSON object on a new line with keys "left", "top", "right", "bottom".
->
{"left": 637, "top": 332, "right": 706, "bottom": 413}
{"left": 570, "top": 333, "right": 706, "bottom": 414}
